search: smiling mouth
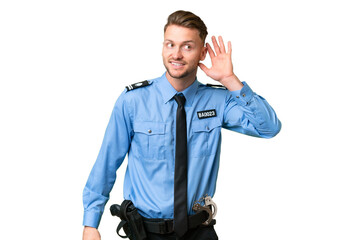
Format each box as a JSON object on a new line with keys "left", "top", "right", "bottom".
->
{"left": 170, "top": 61, "right": 185, "bottom": 68}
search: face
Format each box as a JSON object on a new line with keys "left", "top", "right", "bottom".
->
{"left": 162, "top": 25, "right": 206, "bottom": 80}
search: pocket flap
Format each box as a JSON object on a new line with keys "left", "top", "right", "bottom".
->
{"left": 192, "top": 117, "right": 221, "bottom": 133}
{"left": 133, "top": 122, "right": 165, "bottom": 135}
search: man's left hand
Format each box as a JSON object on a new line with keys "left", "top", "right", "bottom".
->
{"left": 199, "top": 36, "right": 243, "bottom": 91}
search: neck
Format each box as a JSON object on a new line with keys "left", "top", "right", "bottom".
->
{"left": 165, "top": 71, "right": 197, "bottom": 92}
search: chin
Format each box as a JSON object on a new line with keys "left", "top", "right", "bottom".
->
{"left": 166, "top": 67, "right": 199, "bottom": 81}
{"left": 169, "top": 71, "right": 187, "bottom": 79}
{"left": 171, "top": 71, "right": 192, "bottom": 80}
{"left": 165, "top": 66, "right": 187, "bottom": 79}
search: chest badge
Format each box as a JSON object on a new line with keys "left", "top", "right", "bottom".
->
{"left": 197, "top": 109, "right": 217, "bottom": 119}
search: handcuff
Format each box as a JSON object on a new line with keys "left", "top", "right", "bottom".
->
{"left": 192, "top": 195, "right": 217, "bottom": 225}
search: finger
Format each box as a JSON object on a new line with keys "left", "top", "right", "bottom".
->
{"left": 228, "top": 41, "right": 232, "bottom": 56}
{"left": 211, "top": 36, "right": 221, "bottom": 55}
{"left": 218, "top": 36, "right": 226, "bottom": 53}
{"left": 206, "top": 43, "right": 215, "bottom": 59}
{"left": 198, "top": 63, "right": 210, "bottom": 75}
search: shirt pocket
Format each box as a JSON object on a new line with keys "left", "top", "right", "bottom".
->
{"left": 190, "top": 117, "right": 222, "bottom": 157}
{"left": 133, "top": 121, "right": 166, "bottom": 160}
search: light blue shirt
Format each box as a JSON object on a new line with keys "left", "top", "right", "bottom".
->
{"left": 83, "top": 73, "right": 281, "bottom": 228}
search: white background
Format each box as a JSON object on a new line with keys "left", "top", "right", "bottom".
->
{"left": 1, "top": 0, "right": 359, "bottom": 239}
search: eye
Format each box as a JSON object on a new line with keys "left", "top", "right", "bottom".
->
{"left": 183, "top": 45, "right": 191, "bottom": 50}
{"left": 166, "top": 43, "right": 174, "bottom": 48}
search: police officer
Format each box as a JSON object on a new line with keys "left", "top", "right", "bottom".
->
{"left": 82, "top": 10, "right": 281, "bottom": 240}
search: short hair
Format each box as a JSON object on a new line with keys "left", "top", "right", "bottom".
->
{"left": 164, "top": 10, "right": 208, "bottom": 44}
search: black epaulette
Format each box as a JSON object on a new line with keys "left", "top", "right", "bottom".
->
{"left": 206, "top": 83, "right": 227, "bottom": 90}
{"left": 126, "top": 80, "right": 151, "bottom": 91}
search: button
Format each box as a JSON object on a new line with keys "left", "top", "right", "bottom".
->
{"left": 242, "top": 93, "right": 246, "bottom": 97}
{"left": 206, "top": 126, "right": 209, "bottom": 130}
{"left": 236, "top": 96, "right": 239, "bottom": 98}
{"left": 148, "top": 129, "right": 152, "bottom": 134}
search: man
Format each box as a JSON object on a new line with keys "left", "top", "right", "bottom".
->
{"left": 83, "top": 10, "right": 281, "bottom": 240}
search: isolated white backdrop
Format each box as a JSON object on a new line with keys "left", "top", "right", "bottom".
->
{"left": 0, "top": 0, "right": 359, "bottom": 239}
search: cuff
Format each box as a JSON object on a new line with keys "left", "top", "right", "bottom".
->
{"left": 83, "top": 210, "right": 102, "bottom": 229}
{"left": 229, "top": 81, "right": 254, "bottom": 106}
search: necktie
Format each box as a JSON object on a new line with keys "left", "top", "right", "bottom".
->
{"left": 173, "top": 94, "right": 188, "bottom": 237}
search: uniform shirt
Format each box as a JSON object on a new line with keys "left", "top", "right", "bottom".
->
{"left": 83, "top": 72, "right": 281, "bottom": 228}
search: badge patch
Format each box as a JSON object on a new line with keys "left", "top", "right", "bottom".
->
{"left": 126, "top": 80, "right": 150, "bottom": 91}
{"left": 197, "top": 109, "right": 217, "bottom": 119}
{"left": 206, "top": 83, "right": 227, "bottom": 89}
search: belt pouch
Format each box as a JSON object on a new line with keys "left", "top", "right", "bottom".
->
{"left": 126, "top": 207, "right": 147, "bottom": 240}
{"left": 118, "top": 200, "right": 147, "bottom": 240}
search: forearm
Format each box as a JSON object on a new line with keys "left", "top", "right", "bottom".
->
{"left": 218, "top": 73, "right": 244, "bottom": 91}
{"left": 223, "top": 82, "right": 281, "bottom": 138}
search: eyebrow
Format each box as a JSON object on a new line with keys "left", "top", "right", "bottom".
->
{"left": 164, "top": 39, "right": 196, "bottom": 44}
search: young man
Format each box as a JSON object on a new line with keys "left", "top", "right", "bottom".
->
{"left": 83, "top": 10, "right": 281, "bottom": 240}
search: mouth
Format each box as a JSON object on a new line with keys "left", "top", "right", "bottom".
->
{"left": 170, "top": 61, "right": 185, "bottom": 69}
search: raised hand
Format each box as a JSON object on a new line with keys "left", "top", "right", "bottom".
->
{"left": 199, "top": 36, "right": 243, "bottom": 90}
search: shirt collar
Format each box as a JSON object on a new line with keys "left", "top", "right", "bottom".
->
{"left": 158, "top": 72, "right": 199, "bottom": 107}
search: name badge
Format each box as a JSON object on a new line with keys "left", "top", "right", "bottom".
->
{"left": 197, "top": 109, "right": 217, "bottom": 119}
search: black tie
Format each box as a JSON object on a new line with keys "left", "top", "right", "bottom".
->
{"left": 173, "top": 94, "right": 188, "bottom": 237}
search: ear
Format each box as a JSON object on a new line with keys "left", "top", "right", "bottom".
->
{"left": 200, "top": 46, "right": 207, "bottom": 61}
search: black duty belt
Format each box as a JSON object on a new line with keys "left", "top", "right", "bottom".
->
{"left": 142, "top": 211, "right": 216, "bottom": 235}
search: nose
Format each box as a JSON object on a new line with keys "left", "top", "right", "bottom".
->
{"left": 172, "top": 47, "right": 183, "bottom": 60}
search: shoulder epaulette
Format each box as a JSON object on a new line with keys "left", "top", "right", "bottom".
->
{"left": 126, "top": 80, "right": 151, "bottom": 91}
{"left": 206, "top": 83, "right": 227, "bottom": 90}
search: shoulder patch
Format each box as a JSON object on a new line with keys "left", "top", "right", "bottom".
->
{"left": 206, "top": 83, "right": 227, "bottom": 90}
{"left": 126, "top": 80, "right": 151, "bottom": 91}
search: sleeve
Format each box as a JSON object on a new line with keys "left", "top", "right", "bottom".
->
{"left": 82, "top": 91, "right": 132, "bottom": 228}
{"left": 222, "top": 81, "right": 281, "bottom": 138}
